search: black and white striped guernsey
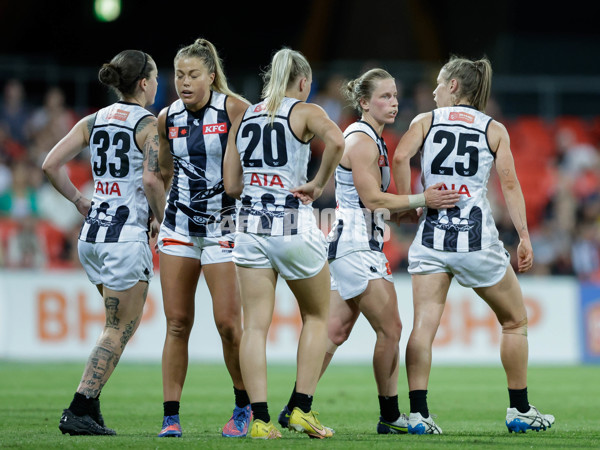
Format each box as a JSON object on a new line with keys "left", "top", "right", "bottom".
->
{"left": 235, "top": 97, "right": 316, "bottom": 236}
{"left": 162, "top": 91, "right": 236, "bottom": 238}
{"left": 327, "top": 120, "right": 391, "bottom": 259}
{"left": 415, "top": 105, "right": 498, "bottom": 252}
{"left": 79, "top": 101, "right": 153, "bottom": 243}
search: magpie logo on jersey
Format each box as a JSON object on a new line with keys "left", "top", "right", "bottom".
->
{"left": 422, "top": 206, "right": 483, "bottom": 252}
{"left": 432, "top": 214, "right": 475, "bottom": 232}
{"left": 207, "top": 205, "right": 237, "bottom": 237}
{"left": 168, "top": 126, "right": 190, "bottom": 139}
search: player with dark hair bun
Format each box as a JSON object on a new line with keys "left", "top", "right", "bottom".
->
{"left": 43, "top": 49, "right": 165, "bottom": 436}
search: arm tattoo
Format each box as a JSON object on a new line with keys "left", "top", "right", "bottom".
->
{"left": 136, "top": 116, "right": 155, "bottom": 134}
{"left": 143, "top": 123, "right": 161, "bottom": 173}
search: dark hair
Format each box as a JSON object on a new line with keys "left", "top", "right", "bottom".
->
{"left": 441, "top": 55, "right": 492, "bottom": 112}
{"left": 98, "top": 50, "right": 153, "bottom": 98}
{"left": 342, "top": 68, "right": 393, "bottom": 114}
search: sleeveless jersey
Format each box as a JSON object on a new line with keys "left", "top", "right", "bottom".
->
{"left": 235, "top": 97, "right": 315, "bottom": 236}
{"left": 415, "top": 105, "right": 498, "bottom": 252}
{"left": 327, "top": 120, "right": 391, "bottom": 259}
{"left": 79, "top": 102, "right": 153, "bottom": 243}
{"left": 162, "top": 92, "right": 236, "bottom": 238}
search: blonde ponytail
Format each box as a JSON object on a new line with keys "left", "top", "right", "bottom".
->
{"left": 261, "top": 48, "right": 311, "bottom": 124}
{"left": 442, "top": 55, "right": 493, "bottom": 112}
{"left": 175, "top": 38, "right": 246, "bottom": 103}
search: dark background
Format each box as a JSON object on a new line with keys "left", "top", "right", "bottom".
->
{"left": 1, "top": 0, "right": 599, "bottom": 113}
{"left": 2, "top": 0, "right": 599, "bottom": 73}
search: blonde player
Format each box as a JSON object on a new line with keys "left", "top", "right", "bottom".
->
{"left": 393, "top": 55, "right": 555, "bottom": 434}
{"left": 224, "top": 47, "right": 344, "bottom": 439}
{"left": 277, "top": 68, "right": 459, "bottom": 435}
{"left": 156, "top": 38, "right": 251, "bottom": 438}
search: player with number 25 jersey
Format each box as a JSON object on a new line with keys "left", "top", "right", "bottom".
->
{"left": 417, "top": 105, "right": 498, "bottom": 253}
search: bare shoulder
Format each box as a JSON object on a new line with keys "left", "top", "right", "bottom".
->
{"left": 136, "top": 115, "right": 158, "bottom": 135}
{"left": 226, "top": 95, "right": 250, "bottom": 120}
{"left": 487, "top": 119, "right": 509, "bottom": 152}
{"left": 411, "top": 111, "right": 432, "bottom": 129}
{"left": 77, "top": 113, "right": 97, "bottom": 142}
{"left": 298, "top": 101, "right": 328, "bottom": 117}
{"left": 345, "top": 130, "right": 379, "bottom": 161}
{"left": 157, "top": 106, "right": 169, "bottom": 121}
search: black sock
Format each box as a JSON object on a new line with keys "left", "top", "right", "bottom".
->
{"left": 409, "top": 390, "right": 429, "bottom": 418}
{"left": 234, "top": 387, "right": 250, "bottom": 408}
{"left": 69, "top": 392, "right": 94, "bottom": 417}
{"left": 378, "top": 395, "right": 400, "bottom": 423}
{"left": 286, "top": 382, "right": 297, "bottom": 410}
{"left": 508, "top": 387, "right": 529, "bottom": 413}
{"left": 163, "top": 401, "right": 180, "bottom": 417}
{"left": 292, "top": 392, "right": 313, "bottom": 414}
{"left": 251, "top": 402, "right": 270, "bottom": 423}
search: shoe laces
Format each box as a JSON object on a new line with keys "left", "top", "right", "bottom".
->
{"left": 308, "top": 410, "right": 324, "bottom": 426}
{"left": 232, "top": 406, "right": 250, "bottom": 427}
{"left": 163, "top": 415, "right": 180, "bottom": 427}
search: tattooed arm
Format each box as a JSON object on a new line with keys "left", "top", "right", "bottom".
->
{"left": 138, "top": 115, "right": 166, "bottom": 231}
{"left": 490, "top": 119, "right": 533, "bottom": 273}
{"left": 42, "top": 114, "right": 95, "bottom": 216}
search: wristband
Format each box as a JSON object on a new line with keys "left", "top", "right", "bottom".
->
{"left": 408, "top": 193, "right": 426, "bottom": 209}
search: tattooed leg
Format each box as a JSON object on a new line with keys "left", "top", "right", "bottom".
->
{"left": 76, "top": 281, "right": 147, "bottom": 396}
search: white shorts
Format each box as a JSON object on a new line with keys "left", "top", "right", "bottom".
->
{"left": 330, "top": 250, "right": 394, "bottom": 300}
{"left": 408, "top": 241, "right": 510, "bottom": 288}
{"left": 78, "top": 240, "right": 153, "bottom": 291}
{"left": 157, "top": 225, "right": 234, "bottom": 265}
{"left": 232, "top": 230, "right": 327, "bottom": 280}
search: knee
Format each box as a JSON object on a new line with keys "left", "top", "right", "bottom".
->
{"left": 329, "top": 328, "right": 349, "bottom": 347}
{"left": 373, "top": 316, "right": 402, "bottom": 343}
{"left": 385, "top": 319, "right": 403, "bottom": 343}
{"left": 502, "top": 317, "right": 528, "bottom": 336}
{"left": 166, "top": 316, "right": 194, "bottom": 339}
{"left": 215, "top": 316, "right": 242, "bottom": 344}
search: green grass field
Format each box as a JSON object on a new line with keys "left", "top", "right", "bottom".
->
{"left": 1, "top": 361, "right": 598, "bottom": 448}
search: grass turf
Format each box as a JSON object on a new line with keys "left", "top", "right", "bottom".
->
{"left": 0, "top": 361, "right": 598, "bottom": 448}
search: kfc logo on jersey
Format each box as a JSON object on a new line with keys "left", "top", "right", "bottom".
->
{"left": 203, "top": 123, "right": 228, "bottom": 134}
{"left": 107, "top": 109, "right": 130, "bottom": 121}
{"left": 449, "top": 112, "right": 475, "bottom": 123}
{"left": 378, "top": 155, "right": 387, "bottom": 167}
{"left": 168, "top": 126, "right": 190, "bottom": 139}
{"left": 254, "top": 103, "right": 266, "bottom": 112}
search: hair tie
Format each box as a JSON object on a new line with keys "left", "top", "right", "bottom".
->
{"left": 138, "top": 51, "right": 148, "bottom": 79}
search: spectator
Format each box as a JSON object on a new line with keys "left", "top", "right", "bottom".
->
{"left": 0, "top": 160, "right": 39, "bottom": 219}
{"left": 0, "top": 79, "right": 30, "bottom": 145}
{"left": 571, "top": 221, "right": 600, "bottom": 281}
{"left": 27, "top": 86, "right": 79, "bottom": 167}
{"left": 5, "top": 215, "right": 46, "bottom": 269}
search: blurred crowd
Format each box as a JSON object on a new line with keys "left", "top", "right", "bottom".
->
{"left": 2, "top": 74, "right": 600, "bottom": 282}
